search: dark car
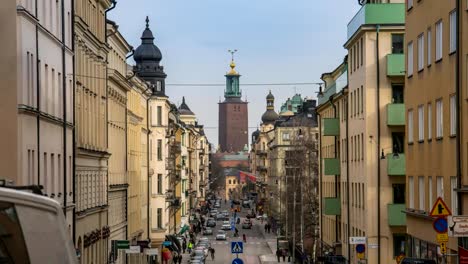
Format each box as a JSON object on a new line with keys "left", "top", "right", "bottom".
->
{"left": 206, "top": 218, "right": 216, "bottom": 227}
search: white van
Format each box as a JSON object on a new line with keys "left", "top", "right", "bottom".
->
{"left": 0, "top": 187, "right": 78, "bottom": 263}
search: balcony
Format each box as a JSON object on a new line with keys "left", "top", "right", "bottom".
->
{"left": 387, "top": 54, "right": 405, "bottom": 77}
{"left": 387, "top": 103, "right": 405, "bottom": 126}
{"left": 323, "top": 158, "right": 340, "bottom": 176}
{"left": 387, "top": 203, "right": 406, "bottom": 226}
{"left": 322, "top": 118, "right": 339, "bottom": 136}
{"left": 387, "top": 153, "right": 405, "bottom": 176}
{"left": 347, "top": 3, "right": 405, "bottom": 40}
{"left": 323, "top": 197, "right": 341, "bottom": 215}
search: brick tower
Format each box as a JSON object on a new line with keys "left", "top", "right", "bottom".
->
{"left": 218, "top": 57, "right": 248, "bottom": 152}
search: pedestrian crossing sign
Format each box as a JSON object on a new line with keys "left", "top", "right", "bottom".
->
{"left": 231, "top": 242, "right": 243, "bottom": 254}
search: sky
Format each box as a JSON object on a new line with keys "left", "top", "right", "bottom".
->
{"left": 108, "top": 1, "right": 361, "bottom": 147}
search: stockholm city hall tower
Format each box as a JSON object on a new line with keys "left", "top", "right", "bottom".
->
{"left": 218, "top": 53, "right": 248, "bottom": 152}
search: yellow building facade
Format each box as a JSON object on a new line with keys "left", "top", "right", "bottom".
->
{"left": 74, "top": 0, "right": 111, "bottom": 262}
{"left": 405, "top": 0, "right": 468, "bottom": 260}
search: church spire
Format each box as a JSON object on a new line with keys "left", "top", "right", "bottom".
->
{"left": 225, "top": 49, "right": 241, "bottom": 99}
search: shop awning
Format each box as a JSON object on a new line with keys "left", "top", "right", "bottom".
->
{"left": 178, "top": 225, "right": 189, "bottom": 235}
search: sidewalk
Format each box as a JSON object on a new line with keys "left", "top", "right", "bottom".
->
{"left": 258, "top": 226, "right": 292, "bottom": 264}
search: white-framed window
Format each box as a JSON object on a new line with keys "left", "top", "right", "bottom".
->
{"left": 428, "top": 103, "right": 432, "bottom": 140}
{"left": 436, "top": 99, "right": 443, "bottom": 138}
{"left": 408, "top": 110, "right": 414, "bottom": 143}
{"left": 450, "top": 95, "right": 456, "bottom": 136}
{"left": 436, "top": 20, "right": 443, "bottom": 61}
{"left": 437, "top": 176, "right": 444, "bottom": 199}
{"left": 418, "top": 105, "right": 424, "bottom": 141}
{"left": 428, "top": 176, "right": 433, "bottom": 207}
{"left": 419, "top": 176, "right": 425, "bottom": 211}
{"left": 409, "top": 176, "right": 414, "bottom": 208}
{"left": 282, "top": 132, "right": 290, "bottom": 141}
{"left": 407, "top": 41, "right": 414, "bottom": 76}
{"left": 427, "top": 28, "right": 432, "bottom": 66}
{"left": 449, "top": 10, "right": 457, "bottom": 54}
{"left": 418, "top": 33, "right": 425, "bottom": 71}
{"left": 408, "top": 0, "right": 413, "bottom": 10}
{"left": 451, "top": 176, "right": 458, "bottom": 216}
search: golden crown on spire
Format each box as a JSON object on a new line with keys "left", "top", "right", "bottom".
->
{"left": 227, "top": 49, "right": 239, "bottom": 75}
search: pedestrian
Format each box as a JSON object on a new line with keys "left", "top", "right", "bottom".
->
{"left": 268, "top": 224, "right": 271, "bottom": 233}
{"left": 182, "top": 239, "right": 187, "bottom": 254}
{"left": 264, "top": 223, "right": 268, "bottom": 233}
{"left": 282, "top": 249, "right": 286, "bottom": 262}
{"left": 178, "top": 255, "right": 183, "bottom": 264}
{"left": 187, "top": 241, "right": 193, "bottom": 254}
{"left": 276, "top": 249, "right": 281, "bottom": 262}
{"left": 209, "top": 247, "right": 215, "bottom": 260}
{"left": 243, "top": 234, "right": 247, "bottom": 243}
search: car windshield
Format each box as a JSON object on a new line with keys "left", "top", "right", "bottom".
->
{"left": 0, "top": 201, "right": 30, "bottom": 263}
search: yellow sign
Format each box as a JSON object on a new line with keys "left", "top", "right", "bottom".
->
{"left": 436, "top": 233, "right": 449, "bottom": 243}
{"left": 357, "top": 252, "right": 365, "bottom": 259}
{"left": 429, "top": 197, "right": 452, "bottom": 217}
{"left": 440, "top": 242, "right": 447, "bottom": 254}
{"left": 396, "top": 254, "right": 405, "bottom": 264}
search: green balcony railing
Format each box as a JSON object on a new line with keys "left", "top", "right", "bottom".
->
{"left": 387, "top": 153, "right": 405, "bottom": 176}
{"left": 387, "top": 54, "right": 405, "bottom": 77}
{"left": 387, "top": 203, "right": 406, "bottom": 226}
{"left": 387, "top": 103, "right": 405, "bottom": 126}
{"left": 322, "top": 118, "right": 340, "bottom": 136}
{"left": 323, "top": 197, "right": 341, "bottom": 216}
{"left": 324, "top": 158, "right": 340, "bottom": 176}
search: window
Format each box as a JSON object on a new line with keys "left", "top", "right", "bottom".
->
{"left": 436, "top": 20, "right": 443, "bottom": 61}
{"left": 360, "top": 38, "right": 363, "bottom": 66}
{"left": 417, "top": 33, "right": 425, "bottom": 71}
{"left": 229, "top": 180, "right": 231, "bottom": 184}
{"left": 409, "top": 176, "right": 414, "bottom": 208}
{"left": 418, "top": 105, "right": 424, "bottom": 142}
{"left": 449, "top": 10, "right": 457, "bottom": 54}
{"left": 427, "top": 28, "right": 432, "bottom": 66}
{"left": 419, "top": 176, "right": 425, "bottom": 210}
{"left": 157, "top": 139, "right": 162, "bottom": 160}
{"left": 408, "top": 110, "right": 414, "bottom": 143}
{"left": 428, "top": 176, "right": 433, "bottom": 207}
{"left": 436, "top": 176, "right": 444, "bottom": 199}
{"left": 392, "top": 84, "right": 404, "bottom": 103}
{"left": 407, "top": 42, "right": 414, "bottom": 76}
{"left": 357, "top": 87, "right": 360, "bottom": 113}
{"left": 149, "top": 139, "right": 152, "bottom": 161}
{"left": 451, "top": 176, "right": 458, "bottom": 216}
{"left": 157, "top": 106, "right": 162, "bottom": 126}
{"left": 349, "top": 49, "right": 353, "bottom": 74}
{"left": 392, "top": 34, "right": 404, "bottom": 54}
{"left": 392, "top": 132, "right": 405, "bottom": 153}
{"left": 157, "top": 174, "right": 162, "bottom": 194}
{"left": 393, "top": 184, "right": 405, "bottom": 204}
{"left": 393, "top": 235, "right": 406, "bottom": 257}
{"left": 157, "top": 208, "right": 162, "bottom": 229}
{"left": 282, "top": 132, "right": 290, "bottom": 141}
{"left": 357, "top": 41, "right": 360, "bottom": 69}
{"left": 436, "top": 99, "right": 443, "bottom": 138}
{"left": 450, "top": 95, "right": 456, "bottom": 136}
{"left": 360, "top": 86, "right": 363, "bottom": 113}
{"left": 407, "top": 0, "right": 413, "bottom": 10}
{"left": 428, "top": 103, "right": 432, "bottom": 140}
{"left": 156, "top": 81, "right": 161, "bottom": 91}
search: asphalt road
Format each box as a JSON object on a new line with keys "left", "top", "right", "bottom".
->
{"left": 193, "top": 200, "right": 272, "bottom": 264}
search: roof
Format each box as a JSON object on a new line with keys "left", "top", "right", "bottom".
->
{"left": 178, "top": 97, "right": 195, "bottom": 116}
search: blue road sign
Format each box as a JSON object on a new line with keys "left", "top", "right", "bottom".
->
{"left": 433, "top": 217, "right": 448, "bottom": 233}
{"left": 232, "top": 258, "right": 244, "bottom": 264}
{"left": 231, "top": 242, "right": 244, "bottom": 254}
{"left": 356, "top": 244, "right": 365, "bottom": 253}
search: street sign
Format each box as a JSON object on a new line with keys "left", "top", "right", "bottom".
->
{"left": 357, "top": 252, "right": 365, "bottom": 259}
{"left": 436, "top": 233, "right": 449, "bottom": 243}
{"left": 349, "top": 237, "right": 367, "bottom": 245}
{"left": 356, "top": 244, "right": 366, "bottom": 253}
{"left": 125, "top": 246, "right": 140, "bottom": 254}
{"left": 448, "top": 216, "right": 468, "bottom": 237}
{"left": 440, "top": 242, "right": 447, "bottom": 254}
{"left": 232, "top": 258, "right": 244, "bottom": 264}
{"left": 433, "top": 217, "right": 448, "bottom": 233}
{"left": 429, "top": 197, "right": 452, "bottom": 217}
{"left": 231, "top": 242, "right": 244, "bottom": 254}
{"left": 115, "top": 240, "right": 130, "bottom": 249}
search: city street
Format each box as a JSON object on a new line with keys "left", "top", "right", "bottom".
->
{"left": 181, "top": 199, "right": 286, "bottom": 264}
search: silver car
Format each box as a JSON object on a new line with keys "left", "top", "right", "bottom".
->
{"left": 216, "top": 230, "right": 227, "bottom": 240}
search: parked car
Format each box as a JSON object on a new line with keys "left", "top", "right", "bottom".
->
{"left": 216, "top": 230, "right": 227, "bottom": 240}
{"left": 206, "top": 218, "right": 216, "bottom": 227}
{"left": 202, "top": 228, "right": 213, "bottom": 235}
{"left": 242, "top": 219, "right": 252, "bottom": 229}
{"left": 214, "top": 203, "right": 221, "bottom": 208}
{"left": 216, "top": 213, "right": 225, "bottom": 220}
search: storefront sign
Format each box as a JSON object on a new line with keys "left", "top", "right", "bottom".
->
{"left": 349, "top": 236, "right": 366, "bottom": 245}
{"left": 125, "top": 246, "right": 140, "bottom": 254}
{"left": 144, "top": 248, "right": 159, "bottom": 256}
{"left": 448, "top": 216, "right": 468, "bottom": 237}
{"left": 459, "top": 246, "right": 468, "bottom": 264}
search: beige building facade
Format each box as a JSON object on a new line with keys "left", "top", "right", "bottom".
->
{"left": 0, "top": 0, "right": 75, "bottom": 235}
{"left": 405, "top": 0, "right": 468, "bottom": 260}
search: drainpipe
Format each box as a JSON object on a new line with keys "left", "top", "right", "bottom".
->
{"left": 345, "top": 56, "right": 351, "bottom": 264}
{"left": 147, "top": 96, "right": 151, "bottom": 241}
{"left": 376, "top": 25, "right": 381, "bottom": 264}
{"left": 61, "top": 0, "right": 68, "bottom": 217}
{"left": 71, "top": 0, "right": 76, "bottom": 245}
{"left": 455, "top": 0, "right": 463, "bottom": 248}
{"left": 317, "top": 112, "right": 323, "bottom": 258}
{"left": 328, "top": 96, "right": 338, "bottom": 245}
{"left": 104, "top": 0, "right": 117, "bottom": 42}
{"left": 35, "top": 0, "right": 41, "bottom": 189}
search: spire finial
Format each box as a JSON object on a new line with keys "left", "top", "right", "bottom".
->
{"left": 182, "top": 96, "right": 186, "bottom": 104}
{"left": 145, "top": 16, "right": 149, "bottom": 29}
{"left": 227, "top": 49, "right": 238, "bottom": 74}
{"left": 228, "top": 49, "right": 238, "bottom": 62}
